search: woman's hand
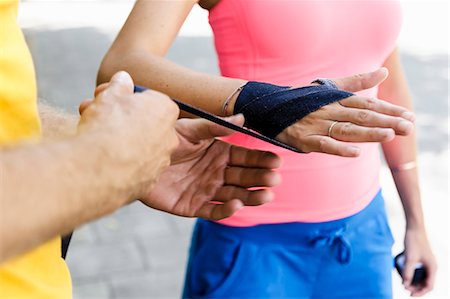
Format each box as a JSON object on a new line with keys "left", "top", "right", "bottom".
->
{"left": 402, "top": 227, "right": 437, "bottom": 296}
{"left": 276, "top": 68, "right": 415, "bottom": 157}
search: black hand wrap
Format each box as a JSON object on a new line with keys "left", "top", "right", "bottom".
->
{"left": 234, "top": 81, "right": 354, "bottom": 138}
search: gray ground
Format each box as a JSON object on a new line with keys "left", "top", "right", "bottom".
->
{"left": 24, "top": 27, "right": 449, "bottom": 299}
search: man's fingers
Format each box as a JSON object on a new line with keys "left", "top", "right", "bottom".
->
{"left": 328, "top": 122, "right": 395, "bottom": 142}
{"left": 225, "top": 168, "right": 281, "bottom": 188}
{"left": 176, "top": 114, "right": 245, "bottom": 142}
{"left": 229, "top": 146, "right": 282, "bottom": 169}
{"left": 79, "top": 99, "right": 93, "bottom": 115}
{"left": 197, "top": 199, "right": 244, "bottom": 221}
{"left": 214, "top": 187, "right": 274, "bottom": 206}
{"left": 333, "top": 68, "right": 389, "bottom": 92}
{"left": 94, "top": 82, "right": 110, "bottom": 97}
{"left": 300, "top": 136, "right": 361, "bottom": 157}
{"left": 100, "top": 71, "right": 134, "bottom": 98}
{"left": 339, "top": 96, "right": 415, "bottom": 121}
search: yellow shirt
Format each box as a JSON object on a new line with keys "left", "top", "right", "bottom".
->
{"left": 0, "top": 0, "right": 72, "bottom": 297}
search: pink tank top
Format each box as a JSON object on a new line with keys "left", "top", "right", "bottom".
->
{"left": 209, "top": 0, "right": 402, "bottom": 226}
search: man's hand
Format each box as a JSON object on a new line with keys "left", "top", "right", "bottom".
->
{"left": 141, "top": 115, "right": 282, "bottom": 220}
{"left": 277, "top": 68, "right": 415, "bottom": 157}
{"left": 78, "top": 71, "right": 180, "bottom": 202}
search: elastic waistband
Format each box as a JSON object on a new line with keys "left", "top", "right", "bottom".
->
{"left": 199, "top": 190, "right": 385, "bottom": 244}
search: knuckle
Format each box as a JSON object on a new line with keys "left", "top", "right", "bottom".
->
{"left": 357, "top": 111, "right": 371, "bottom": 122}
{"left": 338, "top": 123, "right": 353, "bottom": 136}
{"left": 353, "top": 73, "right": 364, "bottom": 89}
{"left": 365, "top": 98, "right": 378, "bottom": 109}
{"left": 318, "top": 137, "right": 329, "bottom": 152}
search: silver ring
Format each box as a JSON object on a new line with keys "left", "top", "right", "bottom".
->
{"left": 328, "top": 121, "right": 339, "bottom": 137}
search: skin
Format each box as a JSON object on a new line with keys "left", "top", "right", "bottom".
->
{"left": 97, "top": 0, "right": 436, "bottom": 295}
{"left": 0, "top": 71, "right": 281, "bottom": 263}
{"left": 97, "top": 0, "right": 415, "bottom": 158}
{"left": 379, "top": 49, "right": 437, "bottom": 296}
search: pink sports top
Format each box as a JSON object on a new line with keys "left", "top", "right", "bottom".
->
{"left": 209, "top": 0, "right": 402, "bottom": 226}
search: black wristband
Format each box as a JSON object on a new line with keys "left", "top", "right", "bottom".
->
{"left": 234, "top": 81, "right": 354, "bottom": 138}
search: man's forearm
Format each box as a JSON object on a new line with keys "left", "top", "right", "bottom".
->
{"left": 0, "top": 133, "right": 140, "bottom": 263}
{"left": 38, "top": 102, "right": 79, "bottom": 140}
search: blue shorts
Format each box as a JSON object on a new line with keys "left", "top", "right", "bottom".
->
{"left": 182, "top": 190, "right": 394, "bottom": 299}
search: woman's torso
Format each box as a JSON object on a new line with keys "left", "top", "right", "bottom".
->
{"left": 206, "top": 0, "right": 402, "bottom": 226}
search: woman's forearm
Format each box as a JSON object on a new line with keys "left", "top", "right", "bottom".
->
{"left": 379, "top": 48, "right": 425, "bottom": 229}
{"left": 98, "top": 48, "right": 246, "bottom": 116}
{"left": 97, "top": 0, "right": 245, "bottom": 116}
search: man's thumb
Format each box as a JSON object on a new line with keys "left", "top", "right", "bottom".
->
{"left": 105, "top": 71, "right": 134, "bottom": 96}
{"left": 334, "top": 68, "right": 389, "bottom": 92}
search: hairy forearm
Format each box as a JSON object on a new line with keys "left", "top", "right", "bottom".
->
{"left": 379, "top": 49, "right": 424, "bottom": 229}
{"left": 38, "top": 102, "right": 79, "bottom": 140}
{"left": 98, "top": 48, "right": 246, "bottom": 116}
{"left": 0, "top": 133, "right": 139, "bottom": 263}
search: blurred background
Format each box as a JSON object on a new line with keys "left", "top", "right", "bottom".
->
{"left": 19, "top": 0, "right": 448, "bottom": 298}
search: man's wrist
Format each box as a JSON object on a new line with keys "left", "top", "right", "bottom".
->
{"left": 74, "top": 131, "right": 139, "bottom": 205}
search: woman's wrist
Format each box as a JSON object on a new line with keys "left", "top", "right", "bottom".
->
{"left": 390, "top": 160, "right": 417, "bottom": 173}
{"left": 222, "top": 82, "right": 247, "bottom": 116}
{"left": 405, "top": 215, "right": 426, "bottom": 231}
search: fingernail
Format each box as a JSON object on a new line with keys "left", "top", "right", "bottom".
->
{"left": 398, "top": 120, "right": 413, "bottom": 133}
{"left": 382, "top": 129, "right": 395, "bottom": 141}
{"left": 112, "top": 71, "right": 129, "bottom": 82}
{"left": 402, "top": 111, "right": 416, "bottom": 122}
{"left": 348, "top": 147, "right": 360, "bottom": 156}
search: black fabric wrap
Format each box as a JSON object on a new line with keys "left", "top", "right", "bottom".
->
{"left": 234, "top": 81, "right": 354, "bottom": 138}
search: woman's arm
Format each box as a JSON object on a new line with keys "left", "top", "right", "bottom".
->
{"left": 379, "top": 48, "right": 437, "bottom": 296}
{"left": 98, "top": 0, "right": 245, "bottom": 116}
{"left": 98, "top": 0, "right": 414, "bottom": 157}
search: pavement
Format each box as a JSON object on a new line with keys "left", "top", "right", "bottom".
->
{"left": 20, "top": 1, "right": 449, "bottom": 298}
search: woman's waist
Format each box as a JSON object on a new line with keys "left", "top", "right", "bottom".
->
{"left": 217, "top": 143, "right": 381, "bottom": 226}
{"left": 210, "top": 189, "right": 385, "bottom": 243}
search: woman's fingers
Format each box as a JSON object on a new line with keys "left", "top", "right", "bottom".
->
{"left": 329, "top": 106, "right": 413, "bottom": 136}
{"left": 293, "top": 135, "right": 361, "bottom": 157}
{"left": 333, "top": 68, "right": 389, "bottom": 92}
{"left": 327, "top": 122, "right": 395, "bottom": 142}
{"left": 339, "top": 96, "right": 415, "bottom": 122}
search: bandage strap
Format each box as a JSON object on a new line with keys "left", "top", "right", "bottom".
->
{"left": 234, "top": 81, "right": 354, "bottom": 138}
{"left": 133, "top": 85, "right": 302, "bottom": 153}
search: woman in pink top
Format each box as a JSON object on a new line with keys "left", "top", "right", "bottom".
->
{"left": 98, "top": 0, "right": 436, "bottom": 297}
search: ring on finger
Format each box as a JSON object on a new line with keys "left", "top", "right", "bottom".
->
{"left": 328, "top": 121, "right": 339, "bottom": 137}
